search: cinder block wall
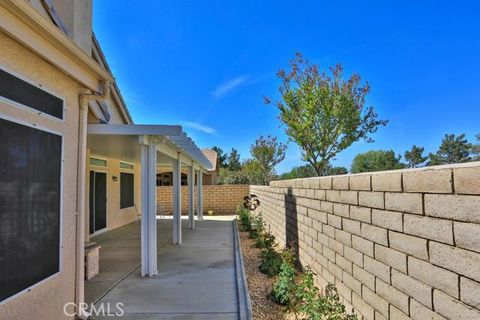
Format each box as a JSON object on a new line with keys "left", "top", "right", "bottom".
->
{"left": 157, "top": 184, "right": 249, "bottom": 215}
{"left": 250, "top": 162, "right": 480, "bottom": 320}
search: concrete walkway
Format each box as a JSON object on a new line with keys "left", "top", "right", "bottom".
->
{"left": 86, "top": 217, "right": 242, "bottom": 319}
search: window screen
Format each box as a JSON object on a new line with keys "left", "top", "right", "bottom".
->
{"left": 0, "top": 69, "right": 64, "bottom": 119}
{"left": 0, "top": 118, "right": 62, "bottom": 302}
{"left": 120, "top": 172, "right": 134, "bottom": 208}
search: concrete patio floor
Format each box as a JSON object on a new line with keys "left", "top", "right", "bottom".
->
{"left": 86, "top": 216, "right": 243, "bottom": 319}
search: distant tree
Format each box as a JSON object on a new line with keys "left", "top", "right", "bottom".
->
{"left": 471, "top": 134, "right": 480, "bottom": 161}
{"left": 404, "top": 145, "right": 428, "bottom": 168}
{"left": 227, "top": 148, "right": 242, "bottom": 171}
{"left": 250, "top": 135, "right": 287, "bottom": 185}
{"left": 280, "top": 164, "right": 317, "bottom": 180}
{"left": 351, "top": 150, "right": 405, "bottom": 173}
{"left": 325, "top": 165, "right": 349, "bottom": 176}
{"left": 428, "top": 134, "right": 472, "bottom": 165}
{"left": 266, "top": 53, "right": 387, "bottom": 176}
{"left": 211, "top": 146, "right": 227, "bottom": 168}
{"left": 242, "top": 159, "right": 264, "bottom": 185}
{"left": 218, "top": 167, "right": 249, "bottom": 185}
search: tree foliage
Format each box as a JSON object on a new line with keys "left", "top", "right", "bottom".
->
{"left": 279, "top": 164, "right": 317, "bottom": 180}
{"left": 266, "top": 53, "right": 387, "bottom": 176}
{"left": 428, "top": 134, "right": 472, "bottom": 165}
{"left": 227, "top": 148, "right": 242, "bottom": 171}
{"left": 472, "top": 134, "right": 480, "bottom": 161}
{"left": 351, "top": 150, "right": 405, "bottom": 173}
{"left": 404, "top": 145, "right": 428, "bottom": 168}
{"left": 250, "top": 135, "right": 287, "bottom": 185}
{"left": 211, "top": 146, "right": 227, "bottom": 168}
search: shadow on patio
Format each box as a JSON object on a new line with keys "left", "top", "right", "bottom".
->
{"left": 86, "top": 216, "right": 242, "bottom": 319}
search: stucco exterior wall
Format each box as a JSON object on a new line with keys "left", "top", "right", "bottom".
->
{"left": 157, "top": 184, "right": 249, "bottom": 215}
{"left": 86, "top": 153, "right": 141, "bottom": 240}
{"left": 251, "top": 162, "right": 480, "bottom": 320}
{"left": 0, "top": 30, "right": 81, "bottom": 319}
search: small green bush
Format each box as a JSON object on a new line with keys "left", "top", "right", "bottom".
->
{"left": 259, "top": 248, "right": 282, "bottom": 276}
{"left": 272, "top": 247, "right": 297, "bottom": 305}
{"left": 236, "top": 205, "right": 252, "bottom": 231}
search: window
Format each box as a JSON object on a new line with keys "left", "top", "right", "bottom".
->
{"left": 0, "top": 69, "right": 64, "bottom": 119}
{"left": 0, "top": 117, "right": 62, "bottom": 302}
{"left": 120, "top": 172, "right": 134, "bottom": 208}
{"left": 89, "top": 157, "right": 107, "bottom": 167}
{"left": 120, "top": 161, "right": 134, "bottom": 170}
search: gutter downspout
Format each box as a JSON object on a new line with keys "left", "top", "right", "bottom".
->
{"left": 76, "top": 80, "right": 110, "bottom": 319}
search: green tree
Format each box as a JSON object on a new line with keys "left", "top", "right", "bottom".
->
{"left": 325, "top": 165, "right": 349, "bottom": 176}
{"left": 218, "top": 167, "right": 249, "bottom": 185}
{"left": 211, "top": 146, "right": 227, "bottom": 168}
{"left": 250, "top": 135, "right": 287, "bottom": 185}
{"left": 351, "top": 150, "right": 405, "bottom": 173}
{"left": 428, "top": 134, "right": 472, "bottom": 165}
{"left": 279, "top": 164, "right": 317, "bottom": 180}
{"left": 242, "top": 159, "right": 264, "bottom": 185}
{"left": 266, "top": 53, "right": 387, "bottom": 176}
{"left": 404, "top": 145, "right": 428, "bottom": 168}
{"left": 227, "top": 148, "right": 242, "bottom": 171}
{"left": 471, "top": 133, "right": 480, "bottom": 161}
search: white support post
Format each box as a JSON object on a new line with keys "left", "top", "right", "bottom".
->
{"left": 196, "top": 170, "right": 203, "bottom": 221}
{"left": 140, "top": 136, "right": 158, "bottom": 277}
{"left": 188, "top": 162, "right": 195, "bottom": 229}
{"left": 172, "top": 152, "right": 182, "bottom": 244}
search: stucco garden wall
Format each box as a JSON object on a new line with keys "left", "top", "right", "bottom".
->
{"left": 157, "top": 184, "right": 249, "bottom": 215}
{"left": 250, "top": 162, "right": 480, "bottom": 320}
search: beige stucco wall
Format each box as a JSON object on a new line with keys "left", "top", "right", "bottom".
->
{"left": 0, "top": 30, "right": 82, "bottom": 319}
{"left": 85, "top": 153, "right": 141, "bottom": 240}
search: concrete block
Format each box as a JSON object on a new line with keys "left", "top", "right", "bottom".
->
{"left": 361, "top": 223, "right": 388, "bottom": 246}
{"left": 460, "top": 277, "right": 480, "bottom": 309}
{"left": 375, "top": 245, "right": 407, "bottom": 273}
{"left": 349, "top": 174, "right": 371, "bottom": 191}
{"left": 430, "top": 242, "right": 480, "bottom": 283}
{"left": 371, "top": 209, "right": 403, "bottom": 232}
{"left": 362, "top": 285, "right": 389, "bottom": 318}
{"left": 385, "top": 192, "right": 423, "bottom": 214}
{"left": 372, "top": 172, "right": 402, "bottom": 192}
{"left": 433, "top": 289, "right": 480, "bottom": 320}
{"left": 389, "top": 231, "right": 428, "bottom": 260}
{"left": 454, "top": 221, "right": 480, "bottom": 253}
{"left": 404, "top": 214, "right": 453, "bottom": 244}
{"left": 392, "top": 269, "right": 432, "bottom": 308}
{"left": 454, "top": 166, "right": 480, "bottom": 195}
{"left": 408, "top": 256, "right": 459, "bottom": 298}
{"left": 352, "top": 235, "right": 374, "bottom": 257}
{"left": 376, "top": 279, "right": 409, "bottom": 314}
{"left": 364, "top": 255, "right": 390, "bottom": 283}
{"left": 359, "top": 191, "right": 385, "bottom": 209}
{"left": 425, "top": 194, "right": 480, "bottom": 223}
{"left": 353, "top": 264, "right": 375, "bottom": 290}
{"left": 403, "top": 168, "right": 453, "bottom": 193}
{"left": 350, "top": 206, "right": 371, "bottom": 223}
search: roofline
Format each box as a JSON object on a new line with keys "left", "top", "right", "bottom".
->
{"left": 0, "top": 0, "right": 112, "bottom": 90}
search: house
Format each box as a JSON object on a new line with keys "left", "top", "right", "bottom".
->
{"left": 0, "top": 1, "right": 212, "bottom": 319}
{"left": 156, "top": 148, "right": 219, "bottom": 186}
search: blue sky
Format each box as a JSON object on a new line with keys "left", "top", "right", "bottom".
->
{"left": 93, "top": 1, "right": 480, "bottom": 173}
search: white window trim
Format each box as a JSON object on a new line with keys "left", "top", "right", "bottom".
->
{"left": 0, "top": 112, "right": 64, "bottom": 306}
{"left": 0, "top": 64, "right": 66, "bottom": 122}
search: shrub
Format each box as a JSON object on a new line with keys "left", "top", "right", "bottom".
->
{"left": 236, "top": 205, "right": 252, "bottom": 231}
{"left": 272, "top": 247, "right": 297, "bottom": 305}
{"left": 259, "top": 248, "right": 282, "bottom": 276}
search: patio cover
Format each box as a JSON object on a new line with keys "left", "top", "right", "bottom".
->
{"left": 87, "top": 124, "right": 211, "bottom": 276}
